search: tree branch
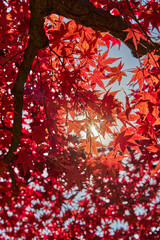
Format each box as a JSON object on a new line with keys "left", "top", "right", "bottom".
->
{"left": 3, "top": 0, "right": 49, "bottom": 164}
{"left": 0, "top": 51, "right": 24, "bottom": 68}
{"left": 3, "top": 39, "right": 37, "bottom": 164}
{"left": 45, "top": 0, "right": 159, "bottom": 56}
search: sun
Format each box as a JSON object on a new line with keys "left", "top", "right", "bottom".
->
{"left": 90, "top": 124, "right": 99, "bottom": 136}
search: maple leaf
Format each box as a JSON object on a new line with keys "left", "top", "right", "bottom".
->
{"left": 128, "top": 67, "right": 148, "bottom": 91}
{"left": 110, "top": 128, "right": 144, "bottom": 154}
{"left": 32, "top": 122, "right": 49, "bottom": 144}
{"left": 124, "top": 27, "right": 147, "bottom": 50}
{"left": 86, "top": 153, "right": 97, "bottom": 168}
{"left": 81, "top": 136, "right": 101, "bottom": 156}
{"left": 153, "top": 118, "right": 160, "bottom": 126}
{"left": 67, "top": 120, "right": 82, "bottom": 136}
{"left": 133, "top": 91, "right": 157, "bottom": 116}
{"left": 100, "top": 153, "right": 123, "bottom": 178}
{"left": 60, "top": 164, "right": 84, "bottom": 190}
{"left": 146, "top": 145, "right": 159, "bottom": 153}
{"left": 89, "top": 69, "right": 105, "bottom": 90}
{"left": 106, "top": 62, "right": 126, "bottom": 86}
{"left": 100, "top": 89, "right": 121, "bottom": 119}
{"left": 16, "top": 151, "right": 34, "bottom": 175}
{"left": 151, "top": 160, "right": 160, "bottom": 177}
{"left": 138, "top": 2, "right": 160, "bottom": 31}
{"left": 97, "top": 50, "right": 119, "bottom": 73}
{"left": 114, "top": 130, "right": 134, "bottom": 153}
{"left": 102, "top": 33, "right": 121, "bottom": 48}
{"left": 100, "top": 153, "right": 123, "bottom": 170}
{"left": 100, "top": 120, "right": 113, "bottom": 138}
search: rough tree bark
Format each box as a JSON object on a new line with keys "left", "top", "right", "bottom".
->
{"left": 3, "top": 0, "right": 160, "bottom": 164}
{"left": 44, "top": 0, "right": 159, "bottom": 56}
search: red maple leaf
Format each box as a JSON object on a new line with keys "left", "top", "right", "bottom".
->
{"left": 106, "top": 62, "right": 126, "bottom": 86}
{"left": 16, "top": 151, "right": 34, "bottom": 175}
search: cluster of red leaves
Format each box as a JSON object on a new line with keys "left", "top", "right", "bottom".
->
{"left": 0, "top": 0, "right": 160, "bottom": 239}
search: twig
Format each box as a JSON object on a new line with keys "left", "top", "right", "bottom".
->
{"left": 125, "top": 0, "right": 156, "bottom": 47}
{"left": 0, "top": 50, "right": 25, "bottom": 68}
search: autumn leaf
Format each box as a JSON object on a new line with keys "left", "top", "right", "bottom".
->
{"left": 81, "top": 136, "right": 101, "bottom": 156}
{"left": 146, "top": 145, "right": 159, "bottom": 153}
{"left": 61, "top": 165, "right": 84, "bottom": 190}
{"left": 16, "top": 151, "right": 34, "bottom": 175}
{"left": 128, "top": 67, "right": 149, "bottom": 91}
{"left": 106, "top": 62, "right": 126, "bottom": 86}
{"left": 89, "top": 69, "right": 105, "bottom": 90}
{"left": 110, "top": 129, "right": 144, "bottom": 153}
{"left": 97, "top": 49, "right": 120, "bottom": 72}
{"left": 100, "top": 153, "right": 123, "bottom": 172}
{"left": 153, "top": 118, "right": 160, "bottom": 126}
{"left": 102, "top": 33, "right": 121, "bottom": 48}
{"left": 67, "top": 120, "right": 82, "bottom": 136}
{"left": 151, "top": 160, "right": 160, "bottom": 177}
{"left": 32, "top": 123, "right": 49, "bottom": 144}
{"left": 124, "top": 28, "right": 146, "bottom": 50}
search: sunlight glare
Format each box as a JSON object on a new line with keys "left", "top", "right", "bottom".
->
{"left": 90, "top": 124, "right": 98, "bottom": 136}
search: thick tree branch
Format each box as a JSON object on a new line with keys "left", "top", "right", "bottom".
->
{"left": 45, "top": 0, "right": 159, "bottom": 56}
{"left": 3, "top": 0, "right": 48, "bottom": 164}
{"left": 3, "top": 39, "right": 37, "bottom": 164}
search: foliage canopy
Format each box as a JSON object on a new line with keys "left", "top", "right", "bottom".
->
{"left": 0, "top": 0, "right": 160, "bottom": 239}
